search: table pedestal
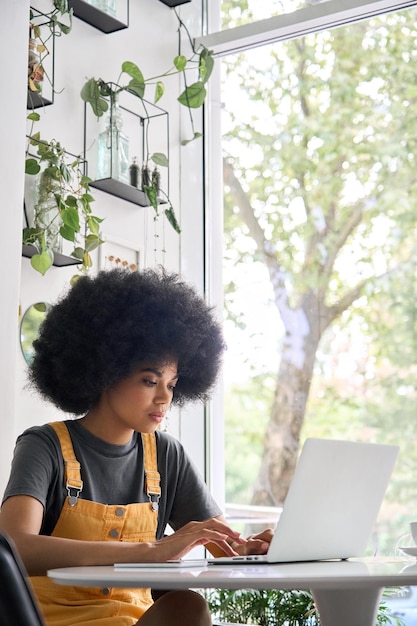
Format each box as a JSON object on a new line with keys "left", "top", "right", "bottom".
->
{"left": 312, "top": 587, "right": 383, "bottom": 626}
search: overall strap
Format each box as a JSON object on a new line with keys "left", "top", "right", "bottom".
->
{"left": 141, "top": 433, "right": 161, "bottom": 511}
{"left": 49, "top": 421, "right": 83, "bottom": 507}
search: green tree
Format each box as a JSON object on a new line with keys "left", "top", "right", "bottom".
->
{"left": 221, "top": 6, "right": 417, "bottom": 509}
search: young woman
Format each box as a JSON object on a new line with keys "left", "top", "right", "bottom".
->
{"left": 0, "top": 268, "right": 272, "bottom": 626}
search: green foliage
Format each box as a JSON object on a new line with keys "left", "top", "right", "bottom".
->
{"left": 204, "top": 588, "right": 318, "bottom": 625}
{"left": 80, "top": 72, "right": 187, "bottom": 233}
{"left": 220, "top": 4, "right": 417, "bottom": 528}
{"left": 203, "top": 588, "right": 404, "bottom": 626}
{"left": 23, "top": 128, "right": 103, "bottom": 278}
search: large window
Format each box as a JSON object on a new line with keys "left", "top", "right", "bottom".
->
{"left": 203, "top": 0, "right": 417, "bottom": 554}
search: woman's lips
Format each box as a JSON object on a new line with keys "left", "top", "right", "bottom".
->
{"left": 149, "top": 412, "right": 164, "bottom": 423}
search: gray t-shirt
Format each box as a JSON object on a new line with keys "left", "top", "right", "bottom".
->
{"left": 2, "top": 420, "right": 221, "bottom": 538}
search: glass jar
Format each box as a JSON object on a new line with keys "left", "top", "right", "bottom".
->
{"left": 96, "top": 94, "right": 129, "bottom": 183}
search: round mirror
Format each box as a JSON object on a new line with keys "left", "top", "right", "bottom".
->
{"left": 20, "top": 302, "right": 50, "bottom": 364}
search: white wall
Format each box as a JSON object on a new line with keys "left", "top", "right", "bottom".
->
{"left": 1, "top": 0, "right": 208, "bottom": 495}
{"left": 0, "top": 0, "right": 30, "bottom": 497}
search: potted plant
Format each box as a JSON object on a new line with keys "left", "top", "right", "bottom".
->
{"left": 80, "top": 11, "right": 214, "bottom": 235}
{"left": 28, "top": 1, "right": 73, "bottom": 100}
{"left": 24, "top": 113, "right": 103, "bottom": 280}
{"left": 204, "top": 587, "right": 405, "bottom": 626}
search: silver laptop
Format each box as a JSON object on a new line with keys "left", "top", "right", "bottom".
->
{"left": 209, "top": 438, "right": 399, "bottom": 564}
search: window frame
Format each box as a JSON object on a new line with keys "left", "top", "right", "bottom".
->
{"left": 200, "top": 0, "right": 417, "bottom": 511}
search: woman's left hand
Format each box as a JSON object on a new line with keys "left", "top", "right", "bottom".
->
{"left": 232, "top": 528, "right": 274, "bottom": 556}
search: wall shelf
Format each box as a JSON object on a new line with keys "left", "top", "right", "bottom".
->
{"left": 22, "top": 244, "right": 82, "bottom": 267}
{"left": 68, "top": 0, "right": 129, "bottom": 33}
{"left": 27, "top": 7, "right": 56, "bottom": 109}
{"left": 84, "top": 84, "right": 170, "bottom": 208}
{"left": 158, "top": 0, "right": 191, "bottom": 6}
{"left": 90, "top": 178, "right": 167, "bottom": 207}
{"left": 27, "top": 91, "right": 53, "bottom": 110}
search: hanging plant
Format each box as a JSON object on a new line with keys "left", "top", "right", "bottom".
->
{"left": 28, "top": 1, "right": 73, "bottom": 96}
{"left": 80, "top": 9, "right": 214, "bottom": 235}
{"left": 24, "top": 113, "right": 103, "bottom": 280}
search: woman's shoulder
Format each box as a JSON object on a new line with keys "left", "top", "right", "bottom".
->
{"left": 16, "top": 421, "right": 66, "bottom": 453}
{"left": 154, "top": 430, "right": 187, "bottom": 460}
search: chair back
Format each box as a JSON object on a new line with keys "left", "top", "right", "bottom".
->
{"left": 0, "top": 531, "right": 45, "bottom": 626}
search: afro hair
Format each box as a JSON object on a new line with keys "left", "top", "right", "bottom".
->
{"left": 29, "top": 268, "right": 226, "bottom": 414}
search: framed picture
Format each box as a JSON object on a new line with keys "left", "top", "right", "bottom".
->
{"left": 98, "top": 234, "right": 140, "bottom": 272}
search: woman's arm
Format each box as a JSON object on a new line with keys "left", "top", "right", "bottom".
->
{"left": 0, "top": 496, "right": 245, "bottom": 575}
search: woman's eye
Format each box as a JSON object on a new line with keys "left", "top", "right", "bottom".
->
{"left": 143, "top": 379, "right": 157, "bottom": 387}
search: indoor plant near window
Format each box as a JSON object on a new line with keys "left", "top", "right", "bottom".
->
{"left": 80, "top": 10, "right": 214, "bottom": 235}
{"left": 204, "top": 587, "right": 405, "bottom": 626}
{"left": 24, "top": 113, "right": 103, "bottom": 278}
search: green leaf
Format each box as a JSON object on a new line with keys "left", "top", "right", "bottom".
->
{"left": 30, "top": 251, "right": 53, "bottom": 276}
{"left": 121, "top": 61, "right": 144, "bottom": 84}
{"left": 83, "top": 251, "right": 93, "bottom": 269}
{"left": 199, "top": 48, "right": 215, "bottom": 83}
{"left": 80, "top": 78, "right": 109, "bottom": 117}
{"left": 56, "top": 20, "right": 72, "bottom": 35}
{"left": 144, "top": 185, "right": 158, "bottom": 212}
{"left": 22, "top": 227, "right": 40, "bottom": 244}
{"left": 181, "top": 131, "right": 203, "bottom": 146}
{"left": 59, "top": 162, "right": 72, "bottom": 183}
{"left": 61, "top": 206, "right": 80, "bottom": 231}
{"left": 29, "top": 131, "right": 41, "bottom": 146}
{"left": 65, "top": 195, "right": 78, "bottom": 207}
{"left": 178, "top": 82, "right": 207, "bottom": 109}
{"left": 85, "top": 234, "right": 103, "bottom": 252}
{"left": 44, "top": 162, "right": 60, "bottom": 178}
{"left": 25, "top": 158, "right": 41, "bottom": 175}
{"left": 60, "top": 223, "right": 76, "bottom": 242}
{"left": 174, "top": 55, "right": 187, "bottom": 71}
{"left": 71, "top": 247, "right": 85, "bottom": 260}
{"left": 128, "top": 79, "right": 145, "bottom": 99}
{"left": 150, "top": 152, "right": 169, "bottom": 167}
{"left": 34, "top": 302, "right": 47, "bottom": 312}
{"left": 164, "top": 206, "right": 181, "bottom": 234}
{"left": 154, "top": 81, "right": 164, "bottom": 104}
{"left": 27, "top": 111, "right": 41, "bottom": 122}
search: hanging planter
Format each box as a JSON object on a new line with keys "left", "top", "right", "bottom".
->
{"left": 27, "top": 3, "right": 72, "bottom": 109}
{"left": 24, "top": 118, "right": 104, "bottom": 278}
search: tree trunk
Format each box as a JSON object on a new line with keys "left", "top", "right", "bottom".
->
{"left": 250, "top": 301, "right": 322, "bottom": 508}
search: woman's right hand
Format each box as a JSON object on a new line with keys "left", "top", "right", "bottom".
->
{"left": 141, "top": 517, "right": 247, "bottom": 562}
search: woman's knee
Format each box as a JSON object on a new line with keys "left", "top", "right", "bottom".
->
{"left": 140, "top": 589, "right": 211, "bottom": 625}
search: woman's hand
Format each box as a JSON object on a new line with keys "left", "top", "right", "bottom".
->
{"left": 144, "top": 518, "right": 247, "bottom": 562}
{"left": 232, "top": 528, "right": 274, "bottom": 556}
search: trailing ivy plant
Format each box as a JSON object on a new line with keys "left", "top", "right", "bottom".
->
{"left": 80, "top": 9, "right": 214, "bottom": 235}
{"left": 28, "top": 0, "right": 73, "bottom": 95}
{"left": 24, "top": 112, "right": 103, "bottom": 280}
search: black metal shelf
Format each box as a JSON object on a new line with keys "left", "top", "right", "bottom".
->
{"left": 27, "top": 90, "right": 53, "bottom": 110}
{"left": 90, "top": 178, "right": 166, "bottom": 207}
{"left": 158, "top": 0, "right": 191, "bottom": 6}
{"left": 68, "top": 0, "right": 129, "bottom": 33}
{"left": 22, "top": 244, "right": 82, "bottom": 267}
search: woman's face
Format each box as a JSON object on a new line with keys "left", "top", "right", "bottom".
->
{"left": 100, "top": 362, "right": 179, "bottom": 435}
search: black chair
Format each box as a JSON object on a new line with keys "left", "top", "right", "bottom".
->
{"left": 0, "top": 531, "right": 45, "bottom": 626}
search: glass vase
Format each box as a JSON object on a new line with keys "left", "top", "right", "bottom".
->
{"left": 33, "top": 169, "right": 63, "bottom": 254}
{"left": 85, "top": 0, "right": 117, "bottom": 18}
{"left": 96, "top": 94, "right": 129, "bottom": 183}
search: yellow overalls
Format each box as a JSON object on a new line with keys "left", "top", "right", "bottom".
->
{"left": 30, "top": 421, "right": 161, "bottom": 626}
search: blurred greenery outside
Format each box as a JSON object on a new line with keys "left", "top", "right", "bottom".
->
{"left": 220, "top": 1, "right": 417, "bottom": 555}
